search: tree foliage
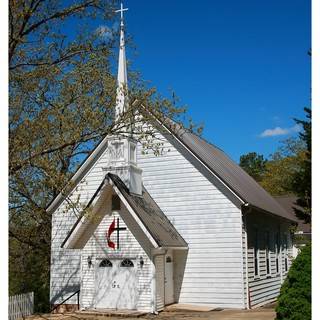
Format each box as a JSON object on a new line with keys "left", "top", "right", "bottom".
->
{"left": 291, "top": 108, "right": 311, "bottom": 223}
{"left": 259, "top": 137, "right": 306, "bottom": 196}
{"left": 275, "top": 243, "right": 311, "bottom": 320}
{"left": 9, "top": 0, "right": 196, "bottom": 311}
{"left": 239, "top": 108, "right": 311, "bottom": 224}
{"left": 239, "top": 152, "right": 267, "bottom": 182}
{"left": 260, "top": 109, "right": 311, "bottom": 224}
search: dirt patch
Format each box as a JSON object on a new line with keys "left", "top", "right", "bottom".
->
{"left": 26, "top": 307, "right": 276, "bottom": 320}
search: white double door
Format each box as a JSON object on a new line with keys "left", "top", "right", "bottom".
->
{"left": 95, "top": 258, "right": 137, "bottom": 309}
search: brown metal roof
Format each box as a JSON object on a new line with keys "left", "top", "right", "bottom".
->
{"left": 108, "top": 173, "right": 188, "bottom": 248}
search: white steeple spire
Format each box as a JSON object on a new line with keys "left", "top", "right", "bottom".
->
{"left": 115, "top": 2, "right": 129, "bottom": 121}
{"left": 106, "top": 3, "right": 142, "bottom": 196}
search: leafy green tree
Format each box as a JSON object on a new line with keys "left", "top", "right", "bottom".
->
{"left": 9, "top": 1, "right": 118, "bottom": 311}
{"left": 291, "top": 108, "right": 311, "bottom": 223}
{"left": 239, "top": 152, "right": 267, "bottom": 182}
{"left": 259, "top": 137, "right": 306, "bottom": 196}
{"left": 276, "top": 243, "right": 311, "bottom": 320}
{"left": 239, "top": 109, "right": 311, "bottom": 224}
{"left": 9, "top": 0, "right": 194, "bottom": 311}
{"left": 259, "top": 109, "right": 311, "bottom": 224}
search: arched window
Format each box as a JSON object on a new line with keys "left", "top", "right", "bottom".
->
{"left": 99, "top": 259, "right": 112, "bottom": 267}
{"left": 166, "top": 256, "right": 172, "bottom": 263}
{"left": 120, "top": 259, "right": 134, "bottom": 267}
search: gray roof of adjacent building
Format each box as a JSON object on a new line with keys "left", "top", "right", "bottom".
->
{"left": 274, "top": 195, "right": 311, "bottom": 233}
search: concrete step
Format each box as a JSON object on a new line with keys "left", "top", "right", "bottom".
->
{"left": 164, "top": 303, "right": 222, "bottom": 312}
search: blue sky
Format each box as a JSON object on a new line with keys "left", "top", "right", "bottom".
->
{"left": 122, "top": 0, "right": 311, "bottom": 162}
{"left": 75, "top": 0, "right": 311, "bottom": 162}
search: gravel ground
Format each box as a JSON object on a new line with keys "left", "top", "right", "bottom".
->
{"left": 26, "top": 307, "right": 276, "bottom": 320}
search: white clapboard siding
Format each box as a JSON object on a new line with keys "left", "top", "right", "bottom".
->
{"left": 9, "top": 292, "right": 34, "bottom": 320}
{"left": 81, "top": 208, "right": 153, "bottom": 312}
{"left": 50, "top": 124, "right": 295, "bottom": 311}
{"left": 155, "top": 255, "right": 165, "bottom": 311}
{"left": 137, "top": 134, "right": 245, "bottom": 309}
{"left": 50, "top": 140, "right": 155, "bottom": 311}
{"left": 50, "top": 205, "right": 82, "bottom": 305}
{"left": 242, "top": 220, "right": 249, "bottom": 308}
{"left": 50, "top": 141, "right": 114, "bottom": 304}
{"left": 245, "top": 210, "right": 294, "bottom": 307}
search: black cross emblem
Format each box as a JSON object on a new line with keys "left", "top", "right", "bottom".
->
{"left": 115, "top": 217, "right": 127, "bottom": 250}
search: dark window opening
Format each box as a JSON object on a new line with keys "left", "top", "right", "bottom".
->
{"left": 266, "top": 231, "right": 270, "bottom": 275}
{"left": 120, "top": 259, "right": 134, "bottom": 267}
{"left": 99, "top": 259, "right": 112, "bottom": 267}
{"left": 112, "top": 195, "right": 121, "bottom": 211}
{"left": 254, "top": 228, "right": 259, "bottom": 276}
{"left": 284, "top": 234, "right": 288, "bottom": 272}
{"left": 285, "top": 257, "right": 288, "bottom": 272}
{"left": 276, "top": 232, "right": 280, "bottom": 274}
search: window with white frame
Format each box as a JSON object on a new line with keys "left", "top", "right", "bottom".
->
{"left": 265, "top": 231, "right": 271, "bottom": 276}
{"left": 276, "top": 231, "right": 280, "bottom": 274}
{"left": 254, "top": 228, "right": 259, "bottom": 277}
{"left": 284, "top": 233, "right": 288, "bottom": 272}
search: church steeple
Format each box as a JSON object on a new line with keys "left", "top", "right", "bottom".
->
{"left": 115, "top": 2, "right": 129, "bottom": 121}
{"left": 104, "top": 2, "right": 142, "bottom": 196}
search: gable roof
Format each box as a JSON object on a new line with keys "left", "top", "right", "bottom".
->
{"left": 108, "top": 173, "right": 188, "bottom": 248}
{"left": 47, "top": 108, "right": 294, "bottom": 222}
{"left": 62, "top": 173, "right": 187, "bottom": 249}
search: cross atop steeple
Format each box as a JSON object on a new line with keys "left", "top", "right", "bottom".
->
{"left": 115, "top": 2, "right": 128, "bottom": 26}
{"left": 114, "top": 2, "right": 129, "bottom": 121}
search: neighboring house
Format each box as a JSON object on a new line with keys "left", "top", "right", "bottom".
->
{"left": 49, "top": 5, "right": 296, "bottom": 313}
{"left": 275, "top": 195, "right": 311, "bottom": 257}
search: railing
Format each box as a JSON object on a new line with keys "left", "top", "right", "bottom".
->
{"left": 50, "top": 289, "right": 80, "bottom": 313}
{"left": 9, "top": 292, "right": 34, "bottom": 320}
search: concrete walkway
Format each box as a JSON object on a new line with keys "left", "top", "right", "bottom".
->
{"left": 26, "top": 307, "right": 276, "bottom": 320}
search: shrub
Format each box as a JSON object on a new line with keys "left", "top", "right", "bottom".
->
{"left": 276, "top": 243, "right": 311, "bottom": 320}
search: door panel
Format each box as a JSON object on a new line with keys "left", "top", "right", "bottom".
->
{"left": 95, "top": 258, "right": 137, "bottom": 309}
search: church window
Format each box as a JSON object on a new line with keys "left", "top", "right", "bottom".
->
{"left": 276, "top": 232, "right": 280, "bottom": 274}
{"left": 166, "top": 256, "right": 172, "bottom": 263}
{"left": 99, "top": 259, "right": 113, "bottom": 267}
{"left": 265, "top": 231, "right": 271, "bottom": 276}
{"left": 284, "top": 234, "right": 288, "bottom": 272}
{"left": 120, "top": 259, "right": 134, "bottom": 267}
{"left": 254, "top": 228, "right": 259, "bottom": 277}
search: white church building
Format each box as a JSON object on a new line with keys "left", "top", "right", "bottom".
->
{"left": 49, "top": 4, "right": 296, "bottom": 313}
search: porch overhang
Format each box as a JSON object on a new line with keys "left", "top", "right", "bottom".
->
{"left": 61, "top": 173, "right": 188, "bottom": 251}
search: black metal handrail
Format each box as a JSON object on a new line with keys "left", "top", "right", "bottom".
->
{"left": 50, "top": 289, "right": 80, "bottom": 313}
